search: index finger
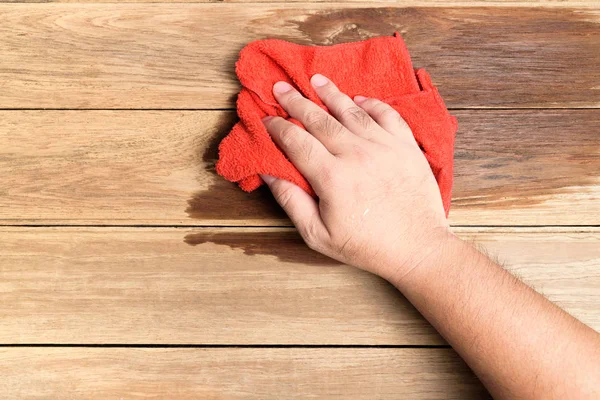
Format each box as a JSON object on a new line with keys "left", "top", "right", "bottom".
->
{"left": 273, "top": 81, "right": 360, "bottom": 155}
{"left": 263, "top": 115, "right": 335, "bottom": 195}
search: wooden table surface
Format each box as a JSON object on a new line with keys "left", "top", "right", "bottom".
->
{"left": 1, "top": 0, "right": 599, "bottom": 398}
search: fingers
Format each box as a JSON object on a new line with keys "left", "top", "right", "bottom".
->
{"left": 263, "top": 115, "right": 334, "bottom": 194}
{"left": 273, "top": 81, "right": 357, "bottom": 155}
{"left": 260, "top": 175, "right": 330, "bottom": 250}
{"left": 310, "top": 74, "right": 384, "bottom": 141}
{"left": 353, "top": 96, "right": 415, "bottom": 143}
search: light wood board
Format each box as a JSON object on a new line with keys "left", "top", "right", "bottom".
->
{"left": 0, "top": 4, "right": 598, "bottom": 108}
{"left": 0, "top": 348, "right": 490, "bottom": 399}
{"left": 1, "top": 110, "right": 598, "bottom": 226}
{"left": 1, "top": 227, "right": 598, "bottom": 345}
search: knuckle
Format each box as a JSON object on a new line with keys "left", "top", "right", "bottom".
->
{"left": 304, "top": 110, "right": 345, "bottom": 141}
{"left": 299, "top": 135, "right": 315, "bottom": 164}
{"left": 378, "top": 105, "right": 400, "bottom": 120}
{"left": 285, "top": 92, "right": 304, "bottom": 108}
{"left": 274, "top": 183, "right": 295, "bottom": 209}
{"left": 325, "top": 91, "right": 347, "bottom": 106}
{"left": 361, "top": 98, "right": 381, "bottom": 108}
{"left": 299, "top": 221, "right": 322, "bottom": 249}
{"left": 323, "top": 117, "right": 344, "bottom": 139}
{"left": 340, "top": 106, "right": 373, "bottom": 130}
{"left": 378, "top": 106, "right": 410, "bottom": 129}
{"left": 303, "top": 110, "right": 326, "bottom": 129}
{"left": 279, "top": 125, "right": 298, "bottom": 147}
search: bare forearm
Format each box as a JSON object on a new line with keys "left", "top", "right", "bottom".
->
{"left": 390, "top": 233, "right": 600, "bottom": 399}
{"left": 258, "top": 75, "right": 600, "bottom": 398}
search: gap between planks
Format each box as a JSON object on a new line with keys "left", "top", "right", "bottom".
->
{"left": 0, "top": 344, "right": 451, "bottom": 348}
{"left": 0, "top": 0, "right": 597, "bottom": 6}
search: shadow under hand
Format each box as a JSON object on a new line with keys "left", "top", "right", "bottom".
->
{"left": 185, "top": 111, "right": 289, "bottom": 223}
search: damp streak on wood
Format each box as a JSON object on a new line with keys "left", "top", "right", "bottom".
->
{"left": 183, "top": 229, "right": 341, "bottom": 266}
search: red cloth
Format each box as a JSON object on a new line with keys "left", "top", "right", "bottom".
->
{"left": 216, "top": 33, "right": 457, "bottom": 215}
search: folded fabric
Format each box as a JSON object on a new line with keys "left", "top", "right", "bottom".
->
{"left": 216, "top": 32, "right": 457, "bottom": 216}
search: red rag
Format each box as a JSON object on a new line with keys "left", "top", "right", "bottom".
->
{"left": 216, "top": 33, "right": 458, "bottom": 216}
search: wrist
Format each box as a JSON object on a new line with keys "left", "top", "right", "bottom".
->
{"left": 382, "top": 228, "right": 466, "bottom": 291}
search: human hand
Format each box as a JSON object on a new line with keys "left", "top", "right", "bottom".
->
{"left": 261, "top": 74, "right": 452, "bottom": 281}
{"left": 259, "top": 75, "right": 600, "bottom": 400}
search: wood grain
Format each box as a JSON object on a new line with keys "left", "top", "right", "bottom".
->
{"left": 0, "top": 4, "right": 598, "bottom": 108}
{"left": 1, "top": 227, "right": 598, "bottom": 345}
{"left": 0, "top": 348, "right": 489, "bottom": 399}
{"left": 1, "top": 110, "right": 598, "bottom": 226}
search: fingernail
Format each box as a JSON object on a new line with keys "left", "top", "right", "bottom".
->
{"left": 273, "top": 81, "right": 293, "bottom": 94}
{"left": 260, "top": 174, "right": 276, "bottom": 185}
{"left": 262, "top": 115, "right": 274, "bottom": 124}
{"left": 354, "top": 95, "right": 368, "bottom": 104}
{"left": 310, "top": 74, "right": 329, "bottom": 87}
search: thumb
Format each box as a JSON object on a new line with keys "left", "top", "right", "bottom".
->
{"left": 260, "top": 175, "right": 329, "bottom": 247}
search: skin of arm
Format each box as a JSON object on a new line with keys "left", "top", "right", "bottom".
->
{"left": 259, "top": 74, "right": 600, "bottom": 399}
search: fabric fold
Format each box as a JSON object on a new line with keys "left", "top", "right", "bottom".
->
{"left": 216, "top": 33, "right": 457, "bottom": 215}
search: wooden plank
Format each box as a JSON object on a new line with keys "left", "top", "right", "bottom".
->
{"left": 0, "top": 110, "right": 598, "bottom": 226}
{"left": 0, "top": 348, "right": 489, "bottom": 399}
{"left": 451, "top": 110, "right": 600, "bottom": 225}
{"left": 1, "top": 227, "right": 598, "bottom": 345}
{"left": 0, "top": 4, "right": 598, "bottom": 108}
